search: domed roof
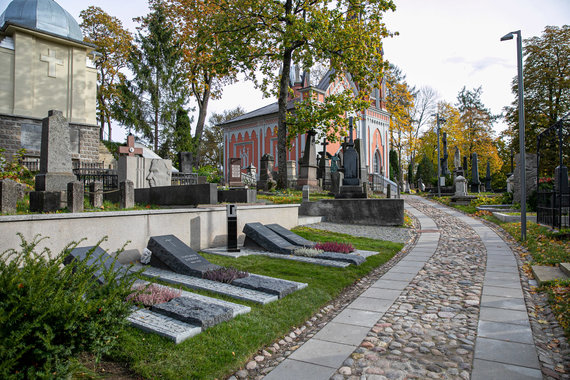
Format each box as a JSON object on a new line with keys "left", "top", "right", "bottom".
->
{"left": 0, "top": 0, "right": 83, "bottom": 42}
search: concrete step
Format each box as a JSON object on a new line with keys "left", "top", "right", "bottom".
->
{"left": 560, "top": 263, "right": 570, "bottom": 277}
{"left": 531, "top": 265, "right": 570, "bottom": 286}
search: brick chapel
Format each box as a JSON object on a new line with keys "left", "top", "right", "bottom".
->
{"left": 220, "top": 66, "right": 391, "bottom": 184}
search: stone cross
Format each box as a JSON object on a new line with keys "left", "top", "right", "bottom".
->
{"left": 119, "top": 135, "right": 143, "bottom": 157}
{"left": 40, "top": 49, "right": 63, "bottom": 78}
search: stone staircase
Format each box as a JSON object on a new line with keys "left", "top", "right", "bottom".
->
{"left": 98, "top": 141, "right": 116, "bottom": 169}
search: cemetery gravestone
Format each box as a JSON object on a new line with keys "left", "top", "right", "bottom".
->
{"left": 441, "top": 132, "right": 449, "bottom": 176}
{"left": 178, "top": 152, "right": 193, "bottom": 173}
{"left": 470, "top": 153, "right": 481, "bottom": 193}
{"left": 0, "top": 179, "right": 18, "bottom": 213}
{"left": 286, "top": 160, "right": 297, "bottom": 188}
{"left": 229, "top": 157, "right": 244, "bottom": 187}
{"left": 463, "top": 156, "right": 469, "bottom": 179}
{"left": 147, "top": 235, "right": 221, "bottom": 277}
{"left": 513, "top": 153, "right": 538, "bottom": 203}
{"left": 265, "top": 223, "right": 315, "bottom": 247}
{"left": 118, "top": 136, "right": 172, "bottom": 189}
{"left": 89, "top": 181, "right": 103, "bottom": 208}
{"left": 337, "top": 118, "right": 366, "bottom": 198}
{"left": 485, "top": 161, "right": 492, "bottom": 192}
{"left": 232, "top": 275, "right": 298, "bottom": 298}
{"left": 120, "top": 180, "right": 134, "bottom": 209}
{"left": 258, "top": 154, "right": 275, "bottom": 190}
{"left": 296, "top": 130, "right": 318, "bottom": 189}
{"left": 302, "top": 185, "right": 310, "bottom": 202}
{"left": 67, "top": 181, "right": 84, "bottom": 213}
{"left": 64, "top": 246, "right": 129, "bottom": 284}
{"left": 34, "top": 110, "right": 76, "bottom": 192}
{"left": 243, "top": 223, "right": 297, "bottom": 255}
{"left": 152, "top": 297, "right": 233, "bottom": 329}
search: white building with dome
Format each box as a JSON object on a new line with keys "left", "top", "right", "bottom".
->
{"left": 0, "top": 0, "right": 99, "bottom": 165}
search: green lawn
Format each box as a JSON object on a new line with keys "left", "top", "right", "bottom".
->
{"left": 97, "top": 227, "right": 403, "bottom": 379}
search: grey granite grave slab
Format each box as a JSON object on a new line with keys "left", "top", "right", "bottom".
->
{"left": 147, "top": 235, "right": 221, "bottom": 276}
{"left": 127, "top": 307, "right": 201, "bottom": 344}
{"left": 132, "top": 279, "right": 250, "bottom": 317}
{"left": 243, "top": 222, "right": 298, "bottom": 254}
{"left": 152, "top": 297, "right": 233, "bottom": 329}
{"left": 136, "top": 265, "right": 278, "bottom": 304}
{"left": 265, "top": 223, "right": 315, "bottom": 247}
{"left": 64, "top": 246, "right": 129, "bottom": 284}
{"left": 318, "top": 251, "right": 365, "bottom": 265}
{"left": 232, "top": 274, "right": 299, "bottom": 298}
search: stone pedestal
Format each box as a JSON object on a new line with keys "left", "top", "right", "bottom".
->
{"left": 297, "top": 131, "right": 319, "bottom": 190}
{"left": 30, "top": 191, "right": 65, "bottom": 212}
{"left": 0, "top": 179, "right": 18, "bottom": 214}
{"left": 120, "top": 180, "right": 134, "bottom": 209}
{"left": 286, "top": 161, "right": 297, "bottom": 188}
{"left": 67, "top": 181, "right": 84, "bottom": 213}
{"left": 89, "top": 182, "right": 103, "bottom": 208}
{"left": 330, "top": 171, "right": 343, "bottom": 195}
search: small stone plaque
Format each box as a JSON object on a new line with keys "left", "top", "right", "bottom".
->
{"left": 147, "top": 235, "right": 221, "bottom": 276}
{"left": 151, "top": 297, "right": 233, "bottom": 328}
{"left": 242, "top": 223, "right": 297, "bottom": 255}
{"left": 231, "top": 164, "right": 240, "bottom": 179}
{"left": 21, "top": 123, "right": 42, "bottom": 152}
{"left": 64, "top": 246, "right": 128, "bottom": 284}
{"left": 265, "top": 224, "right": 315, "bottom": 247}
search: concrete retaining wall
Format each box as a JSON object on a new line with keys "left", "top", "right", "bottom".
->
{"left": 0, "top": 204, "right": 299, "bottom": 261}
{"left": 299, "top": 198, "right": 404, "bottom": 226}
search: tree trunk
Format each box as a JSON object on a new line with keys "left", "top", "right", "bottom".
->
{"left": 155, "top": 108, "right": 159, "bottom": 152}
{"left": 193, "top": 75, "right": 212, "bottom": 168}
{"left": 276, "top": 48, "right": 294, "bottom": 189}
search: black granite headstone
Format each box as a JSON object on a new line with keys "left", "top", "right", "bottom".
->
{"left": 242, "top": 223, "right": 297, "bottom": 255}
{"left": 64, "top": 246, "right": 129, "bottom": 284}
{"left": 485, "top": 161, "right": 492, "bottom": 192}
{"left": 147, "top": 235, "right": 221, "bottom": 276}
{"left": 227, "top": 204, "right": 240, "bottom": 252}
{"left": 471, "top": 153, "right": 481, "bottom": 193}
{"left": 265, "top": 224, "right": 315, "bottom": 248}
{"left": 151, "top": 297, "right": 233, "bottom": 328}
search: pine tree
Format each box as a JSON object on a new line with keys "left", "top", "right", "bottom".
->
{"left": 114, "top": 2, "right": 189, "bottom": 153}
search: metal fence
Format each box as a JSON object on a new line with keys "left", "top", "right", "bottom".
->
{"left": 537, "top": 191, "right": 569, "bottom": 229}
{"left": 241, "top": 172, "right": 256, "bottom": 187}
{"left": 370, "top": 173, "right": 398, "bottom": 195}
{"left": 20, "top": 159, "right": 40, "bottom": 172}
{"left": 171, "top": 172, "right": 199, "bottom": 186}
{"left": 73, "top": 168, "right": 118, "bottom": 191}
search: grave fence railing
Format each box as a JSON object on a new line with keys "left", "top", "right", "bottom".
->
{"left": 73, "top": 168, "right": 118, "bottom": 191}
{"left": 241, "top": 172, "right": 256, "bottom": 186}
{"left": 171, "top": 172, "right": 199, "bottom": 186}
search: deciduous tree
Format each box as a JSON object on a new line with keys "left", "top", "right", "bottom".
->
{"left": 202, "top": 107, "right": 246, "bottom": 170}
{"left": 203, "top": 0, "right": 396, "bottom": 187}
{"left": 79, "top": 7, "right": 133, "bottom": 141}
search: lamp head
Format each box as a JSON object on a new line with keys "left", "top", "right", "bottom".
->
{"left": 501, "top": 32, "right": 514, "bottom": 41}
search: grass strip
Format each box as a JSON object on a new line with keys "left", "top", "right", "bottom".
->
{"left": 105, "top": 230, "right": 403, "bottom": 379}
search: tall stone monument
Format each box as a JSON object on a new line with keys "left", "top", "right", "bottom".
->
{"left": 178, "top": 152, "right": 193, "bottom": 173}
{"left": 354, "top": 138, "right": 369, "bottom": 189}
{"left": 228, "top": 157, "right": 244, "bottom": 187}
{"left": 463, "top": 156, "right": 469, "bottom": 179}
{"left": 453, "top": 147, "right": 464, "bottom": 177}
{"left": 484, "top": 161, "right": 492, "bottom": 192}
{"left": 470, "top": 153, "right": 481, "bottom": 193}
{"left": 118, "top": 136, "right": 172, "bottom": 189}
{"left": 34, "top": 110, "right": 76, "bottom": 192}
{"left": 440, "top": 132, "right": 449, "bottom": 176}
{"left": 513, "top": 153, "right": 538, "bottom": 203}
{"left": 297, "top": 130, "right": 318, "bottom": 190}
{"left": 257, "top": 154, "right": 276, "bottom": 190}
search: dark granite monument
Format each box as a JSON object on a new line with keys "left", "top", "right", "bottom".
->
{"left": 258, "top": 154, "right": 276, "bottom": 190}
{"left": 178, "top": 151, "right": 193, "bottom": 174}
{"left": 470, "top": 153, "right": 481, "bottom": 193}
{"left": 265, "top": 223, "right": 315, "bottom": 247}
{"left": 226, "top": 204, "right": 240, "bottom": 252}
{"left": 242, "top": 223, "right": 297, "bottom": 255}
{"left": 232, "top": 274, "right": 298, "bottom": 298}
{"left": 336, "top": 117, "right": 366, "bottom": 198}
{"left": 151, "top": 297, "right": 233, "bottom": 328}
{"left": 229, "top": 157, "right": 244, "bottom": 187}
{"left": 485, "top": 161, "right": 492, "bottom": 192}
{"left": 441, "top": 132, "right": 449, "bottom": 176}
{"left": 64, "top": 246, "right": 130, "bottom": 284}
{"left": 147, "top": 235, "right": 221, "bottom": 277}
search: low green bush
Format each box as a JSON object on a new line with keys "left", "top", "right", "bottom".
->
{"left": 0, "top": 235, "right": 136, "bottom": 379}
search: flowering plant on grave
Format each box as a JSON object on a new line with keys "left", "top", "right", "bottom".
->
{"left": 314, "top": 241, "right": 355, "bottom": 253}
{"left": 203, "top": 266, "right": 249, "bottom": 284}
{"left": 126, "top": 283, "right": 182, "bottom": 307}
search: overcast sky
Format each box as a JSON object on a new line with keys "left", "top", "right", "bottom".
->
{"left": 1, "top": 0, "right": 568, "bottom": 142}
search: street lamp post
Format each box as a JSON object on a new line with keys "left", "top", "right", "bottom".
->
{"left": 434, "top": 113, "right": 445, "bottom": 197}
{"left": 501, "top": 30, "right": 526, "bottom": 241}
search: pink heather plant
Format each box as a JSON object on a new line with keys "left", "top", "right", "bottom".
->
{"left": 314, "top": 241, "right": 355, "bottom": 254}
{"left": 126, "top": 284, "right": 182, "bottom": 307}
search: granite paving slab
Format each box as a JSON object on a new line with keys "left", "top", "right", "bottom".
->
{"left": 263, "top": 359, "right": 336, "bottom": 380}
{"left": 471, "top": 359, "right": 542, "bottom": 380}
{"left": 288, "top": 339, "right": 356, "bottom": 368}
{"left": 480, "top": 295, "right": 526, "bottom": 311}
{"left": 474, "top": 337, "right": 540, "bottom": 369}
{"left": 152, "top": 297, "right": 233, "bottom": 328}
{"left": 127, "top": 307, "right": 201, "bottom": 344}
{"left": 313, "top": 322, "right": 372, "bottom": 345}
{"left": 477, "top": 320, "right": 534, "bottom": 344}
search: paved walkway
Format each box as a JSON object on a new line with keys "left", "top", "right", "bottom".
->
{"left": 263, "top": 196, "right": 543, "bottom": 380}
